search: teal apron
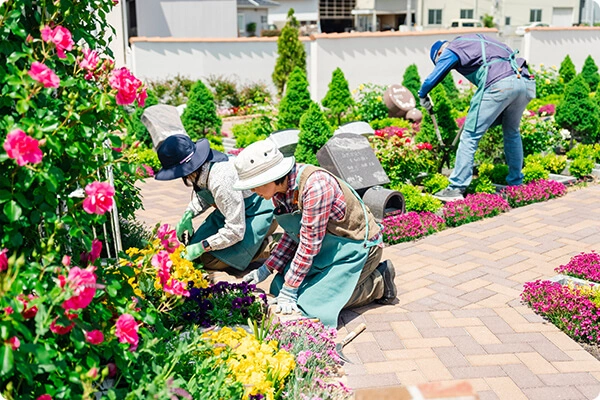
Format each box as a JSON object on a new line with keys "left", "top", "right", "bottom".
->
{"left": 190, "top": 189, "right": 275, "bottom": 271}
{"left": 458, "top": 35, "right": 522, "bottom": 133}
{"left": 270, "top": 166, "right": 381, "bottom": 327}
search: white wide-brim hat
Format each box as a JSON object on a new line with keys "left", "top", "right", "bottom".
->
{"left": 233, "top": 139, "right": 295, "bottom": 190}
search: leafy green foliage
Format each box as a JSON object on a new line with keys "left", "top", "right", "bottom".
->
{"left": 525, "top": 153, "right": 567, "bottom": 174}
{"left": 520, "top": 115, "right": 561, "bottom": 157}
{"left": 581, "top": 55, "right": 600, "bottom": 93}
{"left": 393, "top": 183, "right": 442, "bottom": 213}
{"left": 566, "top": 143, "right": 600, "bottom": 163}
{"left": 559, "top": 55, "right": 577, "bottom": 85}
{"left": 371, "top": 135, "right": 436, "bottom": 186}
{"left": 402, "top": 64, "right": 421, "bottom": 101}
{"left": 441, "top": 73, "right": 460, "bottom": 104}
{"left": 233, "top": 115, "right": 274, "bottom": 148}
{"left": 352, "top": 83, "right": 389, "bottom": 122}
{"left": 421, "top": 173, "right": 449, "bottom": 194}
{"left": 146, "top": 74, "right": 194, "bottom": 106}
{"left": 206, "top": 74, "right": 241, "bottom": 107}
{"left": 569, "top": 157, "right": 595, "bottom": 178}
{"left": 555, "top": 74, "right": 599, "bottom": 143}
{"left": 272, "top": 9, "right": 306, "bottom": 96}
{"left": 295, "top": 103, "right": 332, "bottom": 165}
{"left": 522, "top": 163, "right": 549, "bottom": 183}
{"left": 277, "top": 66, "right": 312, "bottom": 130}
{"left": 181, "top": 80, "right": 222, "bottom": 139}
{"left": 474, "top": 125, "right": 504, "bottom": 166}
{"left": 533, "top": 64, "right": 563, "bottom": 98}
{"left": 466, "top": 175, "right": 496, "bottom": 194}
{"left": 370, "top": 118, "right": 412, "bottom": 130}
{"left": 321, "top": 67, "right": 354, "bottom": 126}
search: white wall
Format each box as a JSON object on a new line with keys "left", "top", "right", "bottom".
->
{"left": 523, "top": 27, "right": 600, "bottom": 70}
{"left": 106, "top": 2, "right": 128, "bottom": 68}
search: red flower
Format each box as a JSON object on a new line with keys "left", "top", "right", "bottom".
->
{"left": 41, "top": 25, "right": 74, "bottom": 59}
{"left": 82, "top": 181, "right": 115, "bottom": 215}
{"left": 17, "top": 294, "right": 38, "bottom": 319}
{"left": 109, "top": 67, "right": 145, "bottom": 106}
{"left": 3, "top": 129, "right": 43, "bottom": 166}
{"left": 61, "top": 266, "right": 97, "bottom": 311}
{"left": 28, "top": 62, "right": 60, "bottom": 88}
{"left": 0, "top": 248, "right": 7, "bottom": 271}
{"left": 37, "top": 395, "right": 52, "bottom": 400}
{"left": 50, "top": 318, "right": 75, "bottom": 335}
{"left": 115, "top": 314, "right": 139, "bottom": 350}
{"left": 81, "top": 239, "right": 103, "bottom": 266}
{"left": 85, "top": 330, "right": 104, "bottom": 345}
{"left": 6, "top": 336, "right": 20, "bottom": 350}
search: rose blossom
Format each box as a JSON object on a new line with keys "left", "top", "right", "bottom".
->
{"left": 79, "top": 47, "right": 100, "bottom": 71}
{"left": 108, "top": 67, "right": 146, "bottom": 106}
{"left": 37, "top": 395, "right": 52, "bottom": 400}
{"left": 6, "top": 336, "right": 20, "bottom": 350}
{"left": 0, "top": 248, "right": 8, "bottom": 271}
{"left": 41, "top": 25, "right": 74, "bottom": 59}
{"left": 85, "top": 330, "right": 104, "bottom": 345}
{"left": 50, "top": 318, "right": 75, "bottom": 335}
{"left": 82, "top": 181, "right": 115, "bottom": 215}
{"left": 81, "top": 239, "right": 103, "bottom": 266}
{"left": 3, "top": 129, "right": 43, "bottom": 166}
{"left": 28, "top": 62, "right": 60, "bottom": 88}
{"left": 115, "top": 313, "right": 139, "bottom": 350}
{"left": 60, "top": 266, "right": 97, "bottom": 310}
{"left": 17, "top": 294, "right": 38, "bottom": 319}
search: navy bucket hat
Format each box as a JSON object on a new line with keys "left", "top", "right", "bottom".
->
{"left": 155, "top": 135, "right": 227, "bottom": 181}
{"left": 430, "top": 40, "right": 448, "bottom": 64}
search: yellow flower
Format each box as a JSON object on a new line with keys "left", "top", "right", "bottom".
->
{"left": 376, "top": 96, "right": 382, "bottom": 102}
{"left": 545, "top": 79, "right": 550, "bottom": 84}
{"left": 359, "top": 84, "right": 364, "bottom": 91}
{"left": 551, "top": 65, "right": 557, "bottom": 70}
{"left": 539, "top": 62, "right": 544, "bottom": 68}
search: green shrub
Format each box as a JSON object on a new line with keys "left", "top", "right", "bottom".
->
{"left": 295, "top": 103, "right": 333, "bottom": 165}
{"left": 441, "top": 73, "right": 460, "bottom": 104}
{"left": 534, "top": 64, "right": 562, "bottom": 98}
{"left": 240, "top": 81, "right": 272, "bottom": 106}
{"left": 233, "top": 115, "right": 274, "bottom": 148}
{"left": 277, "top": 66, "right": 312, "bottom": 130}
{"left": 422, "top": 173, "right": 449, "bottom": 194}
{"left": 528, "top": 153, "right": 568, "bottom": 174}
{"left": 555, "top": 74, "right": 600, "bottom": 144}
{"left": 581, "top": 55, "right": 600, "bottom": 93}
{"left": 272, "top": 9, "right": 306, "bottom": 95}
{"left": 128, "top": 146, "right": 162, "bottom": 172}
{"left": 123, "top": 89, "right": 159, "bottom": 147}
{"left": 206, "top": 74, "right": 241, "bottom": 107}
{"left": 474, "top": 125, "right": 504, "bottom": 165}
{"left": 559, "top": 55, "right": 577, "bottom": 85}
{"left": 566, "top": 143, "right": 599, "bottom": 162}
{"left": 370, "top": 118, "right": 413, "bottom": 130}
{"left": 569, "top": 157, "right": 595, "bottom": 178}
{"left": 520, "top": 115, "right": 561, "bottom": 157}
{"left": 394, "top": 183, "right": 443, "bottom": 213}
{"left": 490, "top": 164, "right": 509, "bottom": 185}
{"left": 181, "top": 80, "right": 223, "bottom": 140}
{"left": 402, "top": 64, "right": 421, "bottom": 101}
{"left": 527, "top": 94, "right": 562, "bottom": 112}
{"left": 467, "top": 175, "right": 496, "bottom": 194}
{"left": 322, "top": 67, "right": 354, "bottom": 126}
{"left": 352, "top": 83, "right": 389, "bottom": 122}
{"left": 146, "top": 74, "right": 195, "bottom": 106}
{"left": 523, "top": 163, "right": 549, "bottom": 183}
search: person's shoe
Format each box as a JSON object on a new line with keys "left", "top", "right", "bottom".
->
{"left": 376, "top": 260, "right": 397, "bottom": 305}
{"left": 433, "top": 187, "right": 464, "bottom": 201}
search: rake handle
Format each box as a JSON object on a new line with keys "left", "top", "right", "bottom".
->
{"left": 341, "top": 323, "right": 366, "bottom": 347}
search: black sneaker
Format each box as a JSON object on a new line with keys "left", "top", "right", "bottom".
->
{"left": 376, "top": 260, "right": 397, "bottom": 305}
{"left": 433, "top": 187, "right": 464, "bottom": 201}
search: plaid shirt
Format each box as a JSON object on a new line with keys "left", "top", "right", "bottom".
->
{"left": 264, "top": 164, "right": 381, "bottom": 288}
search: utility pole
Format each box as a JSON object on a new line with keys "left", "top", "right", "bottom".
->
{"left": 406, "top": 0, "right": 412, "bottom": 28}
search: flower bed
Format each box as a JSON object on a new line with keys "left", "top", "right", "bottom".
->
{"left": 554, "top": 251, "right": 600, "bottom": 283}
{"left": 501, "top": 179, "right": 567, "bottom": 208}
{"left": 442, "top": 193, "right": 510, "bottom": 228}
{"left": 381, "top": 211, "right": 445, "bottom": 245}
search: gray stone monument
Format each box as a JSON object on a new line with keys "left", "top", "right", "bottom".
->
{"left": 383, "top": 84, "right": 415, "bottom": 118}
{"left": 141, "top": 104, "right": 188, "bottom": 150}
{"left": 268, "top": 129, "right": 300, "bottom": 158}
{"left": 333, "top": 121, "right": 375, "bottom": 136}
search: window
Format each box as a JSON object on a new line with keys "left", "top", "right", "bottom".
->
{"left": 460, "top": 9, "right": 474, "bottom": 19}
{"left": 260, "top": 15, "right": 268, "bottom": 23}
{"left": 505, "top": 16, "right": 511, "bottom": 26}
{"left": 530, "top": 9, "right": 542, "bottom": 22}
{"left": 237, "top": 13, "right": 245, "bottom": 35}
{"left": 428, "top": 9, "right": 442, "bottom": 25}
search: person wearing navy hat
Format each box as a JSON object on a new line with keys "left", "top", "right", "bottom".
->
{"left": 419, "top": 34, "right": 536, "bottom": 201}
{"left": 154, "top": 134, "right": 276, "bottom": 272}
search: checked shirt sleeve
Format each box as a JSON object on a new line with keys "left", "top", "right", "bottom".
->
{"left": 263, "top": 233, "right": 297, "bottom": 273}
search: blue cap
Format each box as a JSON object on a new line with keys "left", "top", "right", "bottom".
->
{"left": 430, "top": 40, "right": 447, "bottom": 64}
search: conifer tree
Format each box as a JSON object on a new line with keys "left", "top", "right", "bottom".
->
{"left": 277, "top": 66, "right": 312, "bottom": 130}
{"left": 272, "top": 9, "right": 306, "bottom": 96}
{"left": 555, "top": 74, "right": 599, "bottom": 144}
{"left": 402, "top": 64, "right": 421, "bottom": 101}
{"left": 559, "top": 55, "right": 576, "bottom": 85}
{"left": 581, "top": 55, "right": 600, "bottom": 93}
{"left": 295, "top": 103, "right": 333, "bottom": 165}
{"left": 441, "top": 73, "right": 459, "bottom": 104}
{"left": 321, "top": 67, "right": 354, "bottom": 126}
{"left": 181, "top": 80, "right": 223, "bottom": 149}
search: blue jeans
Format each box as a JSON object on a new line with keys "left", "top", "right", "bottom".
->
{"left": 449, "top": 75, "right": 536, "bottom": 190}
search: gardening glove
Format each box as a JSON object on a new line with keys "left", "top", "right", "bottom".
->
{"left": 242, "top": 265, "right": 271, "bottom": 285}
{"left": 176, "top": 210, "right": 194, "bottom": 242}
{"left": 268, "top": 285, "right": 300, "bottom": 315}
{"left": 183, "top": 242, "right": 205, "bottom": 261}
{"left": 420, "top": 95, "right": 433, "bottom": 112}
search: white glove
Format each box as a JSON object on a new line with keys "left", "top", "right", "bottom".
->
{"left": 242, "top": 265, "right": 271, "bottom": 285}
{"left": 268, "top": 285, "right": 300, "bottom": 315}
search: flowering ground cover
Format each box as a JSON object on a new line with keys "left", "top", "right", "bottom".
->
{"left": 382, "top": 211, "right": 445, "bottom": 245}
{"left": 442, "top": 193, "right": 511, "bottom": 227}
{"left": 501, "top": 179, "right": 567, "bottom": 208}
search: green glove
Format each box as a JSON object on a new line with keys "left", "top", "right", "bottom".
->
{"left": 176, "top": 210, "right": 194, "bottom": 242}
{"left": 183, "top": 242, "right": 205, "bottom": 261}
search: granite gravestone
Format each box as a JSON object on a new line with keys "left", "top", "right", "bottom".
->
{"left": 268, "top": 129, "right": 300, "bottom": 158}
{"left": 334, "top": 121, "right": 375, "bottom": 136}
{"left": 141, "top": 104, "right": 188, "bottom": 150}
{"left": 383, "top": 84, "right": 416, "bottom": 118}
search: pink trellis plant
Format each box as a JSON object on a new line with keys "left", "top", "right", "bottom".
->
{"left": 41, "top": 25, "right": 74, "bottom": 59}
{"left": 3, "top": 129, "right": 43, "bottom": 166}
{"left": 28, "top": 61, "right": 60, "bottom": 88}
{"left": 82, "top": 181, "right": 115, "bottom": 215}
{"left": 109, "top": 67, "right": 147, "bottom": 107}
{"left": 85, "top": 329, "right": 105, "bottom": 345}
{"left": 115, "top": 313, "right": 140, "bottom": 351}
{"left": 59, "top": 265, "right": 97, "bottom": 311}
{"left": 78, "top": 47, "right": 100, "bottom": 80}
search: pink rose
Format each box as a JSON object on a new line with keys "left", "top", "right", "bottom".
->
{"left": 107, "top": 362, "right": 117, "bottom": 378}
{"left": 85, "top": 330, "right": 104, "bottom": 345}
{"left": 3, "top": 129, "right": 43, "bottom": 166}
{"left": 50, "top": 318, "right": 75, "bottom": 335}
{"left": 81, "top": 239, "right": 103, "bottom": 266}
{"left": 28, "top": 62, "right": 60, "bottom": 88}
{"left": 79, "top": 47, "right": 100, "bottom": 71}
{"left": 62, "top": 255, "right": 71, "bottom": 267}
{"left": 37, "top": 395, "right": 52, "bottom": 400}
{"left": 61, "top": 266, "right": 97, "bottom": 310}
{"left": 163, "top": 278, "right": 189, "bottom": 297}
{"left": 6, "top": 336, "right": 20, "bottom": 350}
{"left": 41, "top": 25, "right": 74, "bottom": 59}
{"left": 115, "top": 314, "right": 139, "bottom": 350}
{"left": 17, "top": 294, "right": 38, "bottom": 319}
{"left": 82, "top": 181, "right": 115, "bottom": 215}
{"left": 4, "top": 306, "right": 13, "bottom": 315}
{"left": 108, "top": 67, "right": 145, "bottom": 106}
{"left": 137, "top": 88, "right": 148, "bottom": 107}
{"left": 0, "top": 248, "right": 8, "bottom": 271}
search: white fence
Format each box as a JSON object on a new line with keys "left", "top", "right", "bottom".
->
{"left": 129, "top": 27, "right": 600, "bottom": 101}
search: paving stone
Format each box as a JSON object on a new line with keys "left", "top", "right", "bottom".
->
{"left": 529, "top": 340, "right": 574, "bottom": 362}
{"left": 373, "top": 330, "right": 405, "bottom": 351}
{"left": 433, "top": 347, "right": 471, "bottom": 368}
{"left": 521, "top": 386, "right": 588, "bottom": 400}
{"left": 480, "top": 315, "right": 516, "bottom": 334}
{"left": 347, "top": 373, "right": 401, "bottom": 389}
{"left": 355, "top": 341, "right": 387, "bottom": 363}
{"left": 538, "top": 373, "right": 600, "bottom": 386}
{"left": 449, "top": 366, "right": 507, "bottom": 379}
{"left": 501, "top": 364, "right": 545, "bottom": 389}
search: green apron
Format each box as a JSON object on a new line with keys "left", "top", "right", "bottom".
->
{"left": 190, "top": 189, "right": 275, "bottom": 271}
{"left": 270, "top": 166, "right": 381, "bottom": 327}
{"left": 458, "top": 35, "right": 521, "bottom": 133}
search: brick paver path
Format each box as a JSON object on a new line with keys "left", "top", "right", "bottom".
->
{"left": 136, "top": 179, "right": 600, "bottom": 400}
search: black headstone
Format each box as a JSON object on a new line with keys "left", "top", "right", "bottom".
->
{"left": 316, "top": 133, "right": 389, "bottom": 191}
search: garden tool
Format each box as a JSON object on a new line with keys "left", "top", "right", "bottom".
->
{"left": 427, "top": 108, "right": 445, "bottom": 147}
{"left": 335, "top": 323, "right": 366, "bottom": 364}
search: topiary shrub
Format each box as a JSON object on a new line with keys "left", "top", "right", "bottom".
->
{"left": 441, "top": 73, "right": 459, "bottom": 104}
{"left": 321, "top": 67, "right": 354, "bottom": 126}
{"left": 272, "top": 9, "right": 306, "bottom": 96}
{"left": 352, "top": 83, "right": 389, "bottom": 122}
{"left": 523, "top": 163, "right": 549, "bottom": 183}
{"left": 206, "top": 74, "right": 241, "bottom": 107}
{"left": 402, "top": 64, "right": 421, "bottom": 101}
{"left": 394, "top": 183, "right": 442, "bottom": 213}
{"left": 422, "top": 173, "right": 449, "bottom": 194}
{"left": 525, "top": 153, "right": 567, "bottom": 174}
{"left": 559, "top": 55, "right": 577, "bottom": 85}
{"left": 277, "top": 66, "right": 312, "bottom": 130}
{"left": 581, "top": 55, "right": 600, "bottom": 94}
{"left": 295, "top": 103, "right": 333, "bottom": 165}
{"left": 555, "top": 74, "right": 599, "bottom": 144}
{"left": 569, "top": 157, "right": 595, "bottom": 179}
{"left": 181, "top": 79, "right": 223, "bottom": 141}
{"left": 466, "top": 175, "right": 496, "bottom": 194}
{"left": 370, "top": 118, "right": 413, "bottom": 130}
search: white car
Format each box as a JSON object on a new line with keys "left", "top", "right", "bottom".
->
{"left": 515, "top": 22, "right": 549, "bottom": 35}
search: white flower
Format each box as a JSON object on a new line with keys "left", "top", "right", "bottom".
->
{"left": 560, "top": 129, "right": 571, "bottom": 140}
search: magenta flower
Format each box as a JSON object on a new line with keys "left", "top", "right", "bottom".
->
{"left": 538, "top": 103, "right": 556, "bottom": 116}
{"left": 382, "top": 211, "right": 445, "bottom": 245}
{"left": 6, "top": 336, "right": 20, "bottom": 350}
{"left": 152, "top": 250, "right": 172, "bottom": 285}
{"left": 115, "top": 313, "right": 139, "bottom": 350}
{"left": 28, "top": 61, "right": 60, "bottom": 88}
{"left": 443, "top": 193, "right": 509, "bottom": 227}
{"left": 555, "top": 252, "right": 600, "bottom": 283}
{"left": 85, "top": 330, "right": 105, "bottom": 345}
{"left": 82, "top": 181, "right": 115, "bottom": 215}
{"left": 157, "top": 224, "right": 179, "bottom": 253}
{"left": 41, "top": 25, "right": 74, "bottom": 59}
{"left": 79, "top": 47, "right": 100, "bottom": 71}
{"left": 60, "top": 266, "right": 97, "bottom": 310}
{"left": 3, "top": 129, "right": 43, "bottom": 166}
{"left": 50, "top": 317, "right": 75, "bottom": 335}
{"left": 501, "top": 179, "right": 566, "bottom": 208}
{"left": 81, "top": 239, "right": 103, "bottom": 266}
{"left": 109, "top": 67, "right": 146, "bottom": 106}
{"left": 0, "top": 248, "right": 8, "bottom": 271}
{"left": 37, "top": 395, "right": 52, "bottom": 400}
